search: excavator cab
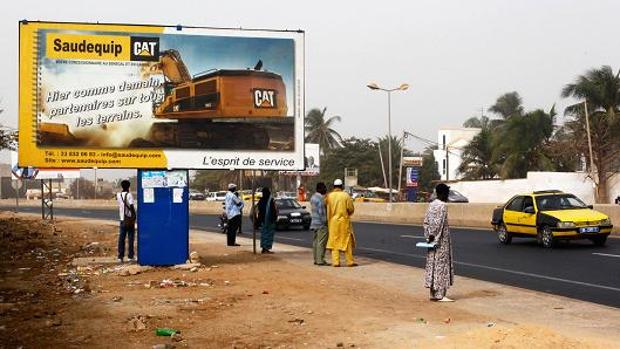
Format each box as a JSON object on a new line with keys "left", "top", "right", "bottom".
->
{"left": 138, "top": 50, "right": 293, "bottom": 150}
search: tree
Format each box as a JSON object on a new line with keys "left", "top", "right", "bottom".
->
{"left": 69, "top": 178, "right": 95, "bottom": 199}
{"left": 419, "top": 148, "right": 440, "bottom": 193}
{"left": 0, "top": 106, "right": 17, "bottom": 151}
{"left": 493, "top": 107, "right": 556, "bottom": 178}
{"left": 457, "top": 126, "right": 497, "bottom": 180}
{"left": 319, "top": 137, "right": 385, "bottom": 188}
{"left": 561, "top": 66, "right": 620, "bottom": 203}
{"left": 192, "top": 170, "right": 242, "bottom": 191}
{"left": 305, "top": 107, "right": 343, "bottom": 154}
{"left": 489, "top": 91, "right": 524, "bottom": 119}
{"left": 378, "top": 135, "right": 411, "bottom": 189}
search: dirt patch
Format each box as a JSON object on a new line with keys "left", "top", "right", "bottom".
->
{"left": 0, "top": 213, "right": 617, "bottom": 348}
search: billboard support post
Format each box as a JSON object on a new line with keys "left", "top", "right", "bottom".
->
{"left": 13, "top": 180, "right": 20, "bottom": 213}
{"left": 41, "top": 179, "right": 54, "bottom": 220}
{"left": 251, "top": 172, "right": 257, "bottom": 254}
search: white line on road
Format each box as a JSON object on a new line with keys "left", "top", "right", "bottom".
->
{"left": 277, "top": 236, "right": 305, "bottom": 242}
{"left": 357, "top": 247, "right": 620, "bottom": 293}
{"left": 592, "top": 253, "right": 620, "bottom": 259}
{"left": 400, "top": 235, "right": 426, "bottom": 239}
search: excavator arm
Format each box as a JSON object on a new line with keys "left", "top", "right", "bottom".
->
{"left": 158, "top": 49, "right": 192, "bottom": 84}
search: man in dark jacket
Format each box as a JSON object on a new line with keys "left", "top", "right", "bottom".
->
{"left": 256, "top": 187, "right": 278, "bottom": 254}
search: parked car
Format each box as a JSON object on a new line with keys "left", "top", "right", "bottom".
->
{"left": 276, "top": 191, "right": 296, "bottom": 199}
{"left": 206, "top": 191, "right": 227, "bottom": 201}
{"left": 353, "top": 191, "right": 386, "bottom": 203}
{"left": 239, "top": 190, "right": 262, "bottom": 201}
{"left": 189, "top": 190, "right": 206, "bottom": 200}
{"left": 274, "top": 198, "right": 311, "bottom": 230}
{"left": 430, "top": 189, "right": 469, "bottom": 203}
{"left": 491, "top": 190, "right": 613, "bottom": 248}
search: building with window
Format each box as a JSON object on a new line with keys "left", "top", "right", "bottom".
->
{"left": 432, "top": 127, "right": 481, "bottom": 181}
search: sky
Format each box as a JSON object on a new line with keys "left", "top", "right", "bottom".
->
{"left": 2, "top": 0, "right": 620, "bottom": 180}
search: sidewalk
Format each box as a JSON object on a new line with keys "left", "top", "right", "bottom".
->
{"left": 193, "top": 230, "right": 620, "bottom": 348}
{"left": 1, "top": 212, "right": 619, "bottom": 348}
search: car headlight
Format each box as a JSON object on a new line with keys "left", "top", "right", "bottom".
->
{"left": 557, "top": 221, "right": 576, "bottom": 228}
{"left": 277, "top": 215, "right": 288, "bottom": 220}
{"left": 600, "top": 218, "right": 612, "bottom": 226}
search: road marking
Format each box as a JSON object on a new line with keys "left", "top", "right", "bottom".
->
{"left": 592, "top": 253, "right": 620, "bottom": 259}
{"left": 357, "top": 247, "right": 620, "bottom": 293}
{"left": 277, "top": 236, "right": 305, "bottom": 242}
{"left": 400, "top": 235, "right": 426, "bottom": 239}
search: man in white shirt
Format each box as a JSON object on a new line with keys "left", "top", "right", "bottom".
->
{"left": 224, "top": 183, "right": 243, "bottom": 246}
{"left": 116, "top": 180, "right": 136, "bottom": 262}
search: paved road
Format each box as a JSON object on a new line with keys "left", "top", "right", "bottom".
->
{"left": 6, "top": 206, "right": 620, "bottom": 308}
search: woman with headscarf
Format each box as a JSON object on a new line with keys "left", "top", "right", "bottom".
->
{"left": 423, "top": 183, "right": 455, "bottom": 302}
{"left": 256, "top": 187, "right": 278, "bottom": 254}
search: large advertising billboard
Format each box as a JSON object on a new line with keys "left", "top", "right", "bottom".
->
{"left": 19, "top": 21, "right": 305, "bottom": 170}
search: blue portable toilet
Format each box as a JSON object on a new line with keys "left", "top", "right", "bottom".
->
{"left": 137, "top": 169, "right": 189, "bottom": 266}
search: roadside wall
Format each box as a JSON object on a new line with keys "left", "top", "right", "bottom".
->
{"left": 2, "top": 199, "right": 618, "bottom": 234}
{"left": 449, "top": 171, "right": 620, "bottom": 205}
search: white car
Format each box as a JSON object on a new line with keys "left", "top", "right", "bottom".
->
{"left": 206, "top": 191, "right": 227, "bottom": 201}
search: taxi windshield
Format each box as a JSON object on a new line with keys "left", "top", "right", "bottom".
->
{"left": 535, "top": 194, "right": 588, "bottom": 211}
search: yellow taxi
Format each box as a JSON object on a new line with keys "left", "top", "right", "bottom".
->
{"left": 353, "top": 191, "right": 386, "bottom": 203}
{"left": 491, "top": 190, "right": 612, "bottom": 248}
{"left": 240, "top": 190, "right": 262, "bottom": 201}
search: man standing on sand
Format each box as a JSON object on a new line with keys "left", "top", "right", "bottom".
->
{"left": 310, "top": 182, "right": 328, "bottom": 266}
{"left": 224, "top": 183, "right": 243, "bottom": 247}
{"left": 116, "top": 180, "right": 136, "bottom": 263}
{"left": 423, "top": 183, "right": 455, "bottom": 302}
{"left": 326, "top": 179, "right": 357, "bottom": 267}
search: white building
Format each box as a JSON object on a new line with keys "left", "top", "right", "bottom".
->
{"left": 433, "top": 127, "right": 481, "bottom": 181}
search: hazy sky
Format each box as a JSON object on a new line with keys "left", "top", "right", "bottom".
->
{"left": 2, "top": 0, "right": 619, "bottom": 179}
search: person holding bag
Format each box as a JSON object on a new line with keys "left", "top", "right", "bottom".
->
{"left": 423, "top": 183, "right": 455, "bottom": 302}
{"left": 116, "top": 180, "right": 136, "bottom": 263}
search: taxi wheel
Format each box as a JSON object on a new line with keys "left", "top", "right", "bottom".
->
{"left": 591, "top": 236, "right": 607, "bottom": 247}
{"left": 497, "top": 224, "right": 512, "bottom": 245}
{"left": 538, "top": 226, "right": 555, "bottom": 248}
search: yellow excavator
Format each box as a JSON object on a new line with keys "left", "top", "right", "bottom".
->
{"left": 131, "top": 49, "right": 293, "bottom": 150}
{"left": 38, "top": 49, "right": 294, "bottom": 150}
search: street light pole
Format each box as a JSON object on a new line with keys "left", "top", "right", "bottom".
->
{"left": 387, "top": 91, "right": 393, "bottom": 203}
{"left": 367, "top": 82, "right": 409, "bottom": 203}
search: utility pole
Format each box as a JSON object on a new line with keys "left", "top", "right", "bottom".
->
{"left": 377, "top": 142, "right": 388, "bottom": 188}
{"left": 584, "top": 100, "right": 597, "bottom": 200}
{"left": 445, "top": 146, "right": 449, "bottom": 181}
{"left": 94, "top": 168, "right": 97, "bottom": 200}
{"left": 397, "top": 130, "right": 406, "bottom": 193}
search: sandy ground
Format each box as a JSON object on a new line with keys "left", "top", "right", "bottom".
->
{"left": 1, "top": 212, "right": 619, "bottom": 348}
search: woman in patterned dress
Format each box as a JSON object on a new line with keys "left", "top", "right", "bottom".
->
{"left": 423, "top": 183, "right": 455, "bottom": 302}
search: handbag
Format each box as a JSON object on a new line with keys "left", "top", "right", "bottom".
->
{"left": 121, "top": 192, "right": 136, "bottom": 229}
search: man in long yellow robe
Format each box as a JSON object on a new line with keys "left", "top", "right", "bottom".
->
{"left": 326, "top": 179, "right": 357, "bottom": 267}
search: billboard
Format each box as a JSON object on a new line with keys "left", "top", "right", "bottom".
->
{"left": 403, "top": 156, "right": 423, "bottom": 167}
{"left": 406, "top": 167, "right": 419, "bottom": 188}
{"left": 19, "top": 21, "right": 305, "bottom": 170}
{"left": 282, "top": 143, "right": 319, "bottom": 176}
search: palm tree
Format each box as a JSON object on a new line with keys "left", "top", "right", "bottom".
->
{"left": 305, "top": 107, "right": 343, "bottom": 154}
{"left": 494, "top": 107, "right": 556, "bottom": 178}
{"left": 458, "top": 126, "right": 497, "bottom": 180}
{"left": 561, "top": 66, "right": 620, "bottom": 203}
{"left": 489, "top": 91, "right": 524, "bottom": 119}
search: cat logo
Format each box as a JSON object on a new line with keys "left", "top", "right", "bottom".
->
{"left": 253, "top": 89, "right": 277, "bottom": 108}
{"left": 130, "top": 37, "right": 159, "bottom": 62}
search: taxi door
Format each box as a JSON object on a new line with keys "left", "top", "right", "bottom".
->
{"left": 518, "top": 196, "right": 538, "bottom": 235}
{"left": 503, "top": 196, "right": 525, "bottom": 233}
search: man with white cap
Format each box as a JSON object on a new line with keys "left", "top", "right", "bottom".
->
{"left": 326, "top": 178, "right": 357, "bottom": 267}
{"left": 224, "top": 183, "right": 244, "bottom": 246}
